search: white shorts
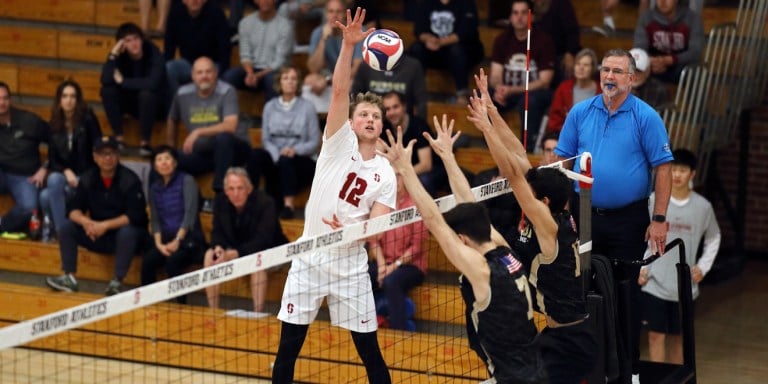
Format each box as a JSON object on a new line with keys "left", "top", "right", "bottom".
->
{"left": 277, "top": 250, "right": 377, "bottom": 333}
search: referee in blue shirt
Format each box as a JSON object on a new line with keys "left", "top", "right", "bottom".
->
{"left": 555, "top": 49, "right": 673, "bottom": 382}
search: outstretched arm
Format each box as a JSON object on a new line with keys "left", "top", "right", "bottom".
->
{"left": 379, "top": 128, "right": 490, "bottom": 301}
{"left": 475, "top": 69, "right": 532, "bottom": 173}
{"left": 423, "top": 115, "right": 473, "bottom": 203}
{"left": 325, "top": 8, "right": 374, "bottom": 139}
{"left": 467, "top": 92, "right": 558, "bottom": 260}
{"left": 424, "top": 114, "right": 510, "bottom": 248}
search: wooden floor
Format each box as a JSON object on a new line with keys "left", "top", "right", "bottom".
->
{"left": 672, "top": 259, "right": 768, "bottom": 383}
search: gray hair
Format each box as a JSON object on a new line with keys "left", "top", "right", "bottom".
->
{"left": 603, "top": 48, "right": 637, "bottom": 74}
{"left": 224, "top": 167, "right": 253, "bottom": 189}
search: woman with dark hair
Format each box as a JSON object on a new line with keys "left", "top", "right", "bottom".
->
{"left": 247, "top": 65, "right": 320, "bottom": 218}
{"left": 141, "top": 145, "right": 206, "bottom": 303}
{"left": 40, "top": 80, "right": 102, "bottom": 234}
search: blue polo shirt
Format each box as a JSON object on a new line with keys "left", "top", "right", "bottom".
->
{"left": 555, "top": 93, "right": 673, "bottom": 209}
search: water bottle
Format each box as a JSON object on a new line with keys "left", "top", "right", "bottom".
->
{"left": 41, "top": 214, "right": 52, "bottom": 243}
{"left": 28, "top": 209, "right": 41, "bottom": 241}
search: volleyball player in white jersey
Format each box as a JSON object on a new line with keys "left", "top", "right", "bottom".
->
{"left": 272, "top": 8, "right": 395, "bottom": 384}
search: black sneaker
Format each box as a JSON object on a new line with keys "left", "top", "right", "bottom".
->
{"left": 202, "top": 199, "right": 214, "bottom": 213}
{"left": 105, "top": 279, "right": 122, "bottom": 296}
{"left": 46, "top": 274, "right": 79, "bottom": 292}
{"left": 139, "top": 144, "right": 153, "bottom": 157}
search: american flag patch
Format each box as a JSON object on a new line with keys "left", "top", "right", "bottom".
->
{"left": 501, "top": 254, "right": 523, "bottom": 274}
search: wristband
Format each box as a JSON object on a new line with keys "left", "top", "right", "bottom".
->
{"left": 652, "top": 214, "right": 666, "bottom": 223}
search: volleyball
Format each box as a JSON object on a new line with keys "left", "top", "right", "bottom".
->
{"left": 362, "top": 29, "right": 404, "bottom": 71}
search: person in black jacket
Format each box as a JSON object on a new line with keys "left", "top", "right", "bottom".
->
{"left": 100, "top": 22, "right": 167, "bottom": 154}
{"left": 41, "top": 80, "right": 102, "bottom": 235}
{"left": 0, "top": 82, "right": 50, "bottom": 233}
{"left": 203, "top": 167, "right": 287, "bottom": 313}
{"left": 45, "top": 136, "right": 149, "bottom": 296}
{"left": 164, "top": 0, "right": 231, "bottom": 96}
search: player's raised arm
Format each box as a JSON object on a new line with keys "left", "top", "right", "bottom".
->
{"left": 379, "top": 127, "right": 490, "bottom": 300}
{"left": 467, "top": 94, "right": 558, "bottom": 259}
{"left": 474, "top": 68, "right": 532, "bottom": 173}
{"left": 325, "top": 7, "right": 374, "bottom": 139}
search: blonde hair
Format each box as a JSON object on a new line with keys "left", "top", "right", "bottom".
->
{"left": 348, "top": 91, "right": 384, "bottom": 116}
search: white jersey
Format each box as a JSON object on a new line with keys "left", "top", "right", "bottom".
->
{"left": 302, "top": 121, "right": 396, "bottom": 257}
{"left": 279, "top": 121, "right": 396, "bottom": 332}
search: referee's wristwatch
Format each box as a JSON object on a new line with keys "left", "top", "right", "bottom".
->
{"left": 652, "top": 214, "right": 666, "bottom": 223}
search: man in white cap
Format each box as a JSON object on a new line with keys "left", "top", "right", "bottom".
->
{"left": 630, "top": 47, "right": 672, "bottom": 110}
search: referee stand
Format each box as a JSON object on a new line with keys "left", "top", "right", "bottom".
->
{"left": 575, "top": 155, "right": 696, "bottom": 383}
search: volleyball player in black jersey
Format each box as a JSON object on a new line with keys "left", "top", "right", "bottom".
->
{"left": 467, "top": 69, "right": 597, "bottom": 383}
{"left": 378, "top": 115, "right": 546, "bottom": 384}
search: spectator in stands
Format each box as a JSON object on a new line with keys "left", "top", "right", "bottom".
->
{"left": 302, "top": 0, "right": 364, "bottom": 113}
{"left": 539, "top": 130, "right": 559, "bottom": 166}
{"left": 532, "top": 0, "right": 582, "bottom": 86}
{"left": 0, "top": 82, "right": 49, "bottom": 233}
{"left": 633, "top": 0, "right": 705, "bottom": 84}
{"left": 547, "top": 48, "right": 602, "bottom": 134}
{"left": 367, "top": 172, "right": 428, "bottom": 331}
{"left": 101, "top": 22, "right": 167, "bottom": 156}
{"left": 593, "top": 0, "right": 703, "bottom": 38}
{"left": 380, "top": 92, "right": 436, "bottom": 194}
{"left": 490, "top": 0, "right": 555, "bottom": 151}
{"left": 41, "top": 80, "right": 102, "bottom": 236}
{"left": 630, "top": 48, "right": 673, "bottom": 110}
{"left": 45, "top": 136, "right": 149, "bottom": 296}
{"left": 352, "top": 54, "right": 428, "bottom": 118}
{"left": 139, "top": 0, "right": 171, "bottom": 37}
{"left": 410, "top": 0, "right": 484, "bottom": 105}
{"left": 247, "top": 66, "right": 320, "bottom": 219}
{"left": 167, "top": 57, "right": 251, "bottom": 194}
{"left": 203, "top": 167, "right": 286, "bottom": 312}
{"left": 222, "top": 0, "right": 295, "bottom": 104}
{"left": 164, "top": 0, "right": 231, "bottom": 96}
{"left": 141, "top": 146, "right": 206, "bottom": 303}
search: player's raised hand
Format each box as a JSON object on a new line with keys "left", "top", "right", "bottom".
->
{"left": 425, "top": 114, "right": 460, "bottom": 160}
{"left": 335, "top": 7, "right": 373, "bottom": 45}
{"left": 377, "top": 126, "right": 415, "bottom": 173}
{"left": 466, "top": 90, "right": 492, "bottom": 132}
{"left": 473, "top": 68, "right": 494, "bottom": 106}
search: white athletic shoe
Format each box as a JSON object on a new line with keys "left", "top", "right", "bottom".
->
{"left": 632, "top": 373, "right": 641, "bottom": 384}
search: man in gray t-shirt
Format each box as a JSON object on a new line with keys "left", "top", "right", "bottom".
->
{"left": 167, "top": 57, "right": 251, "bottom": 192}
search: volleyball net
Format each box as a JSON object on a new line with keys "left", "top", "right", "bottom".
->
{"left": 0, "top": 178, "right": 537, "bottom": 383}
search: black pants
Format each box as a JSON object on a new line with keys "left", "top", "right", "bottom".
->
{"left": 539, "top": 320, "right": 598, "bottom": 384}
{"left": 247, "top": 149, "right": 315, "bottom": 204}
{"left": 100, "top": 85, "right": 163, "bottom": 142}
{"left": 368, "top": 262, "right": 424, "bottom": 330}
{"left": 177, "top": 133, "right": 251, "bottom": 192}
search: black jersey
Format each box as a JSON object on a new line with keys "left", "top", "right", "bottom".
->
{"left": 514, "top": 211, "right": 587, "bottom": 324}
{"left": 459, "top": 246, "right": 547, "bottom": 384}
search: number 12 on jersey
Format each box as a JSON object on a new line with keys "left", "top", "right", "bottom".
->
{"left": 339, "top": 172, "right": 368, "bottom": 207}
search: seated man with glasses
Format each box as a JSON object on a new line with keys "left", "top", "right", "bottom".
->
{"left": 46, "top": 136, "right": 149, "bottom": 296}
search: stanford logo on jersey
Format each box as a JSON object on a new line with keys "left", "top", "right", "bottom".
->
{"left": 374, "top": 173, "right": 380, "bottom": 182}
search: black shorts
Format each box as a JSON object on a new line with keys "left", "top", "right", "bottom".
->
{"left": 640, "top": 292, "right": 691, "bottom": 335}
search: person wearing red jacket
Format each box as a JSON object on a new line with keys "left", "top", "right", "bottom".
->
{"left": 547, "top": 48, "right": 602, "bottom": 134}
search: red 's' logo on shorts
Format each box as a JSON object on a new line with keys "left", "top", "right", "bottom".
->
{"left": 287, "top": 303, "right": 294, "bottom": 314}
